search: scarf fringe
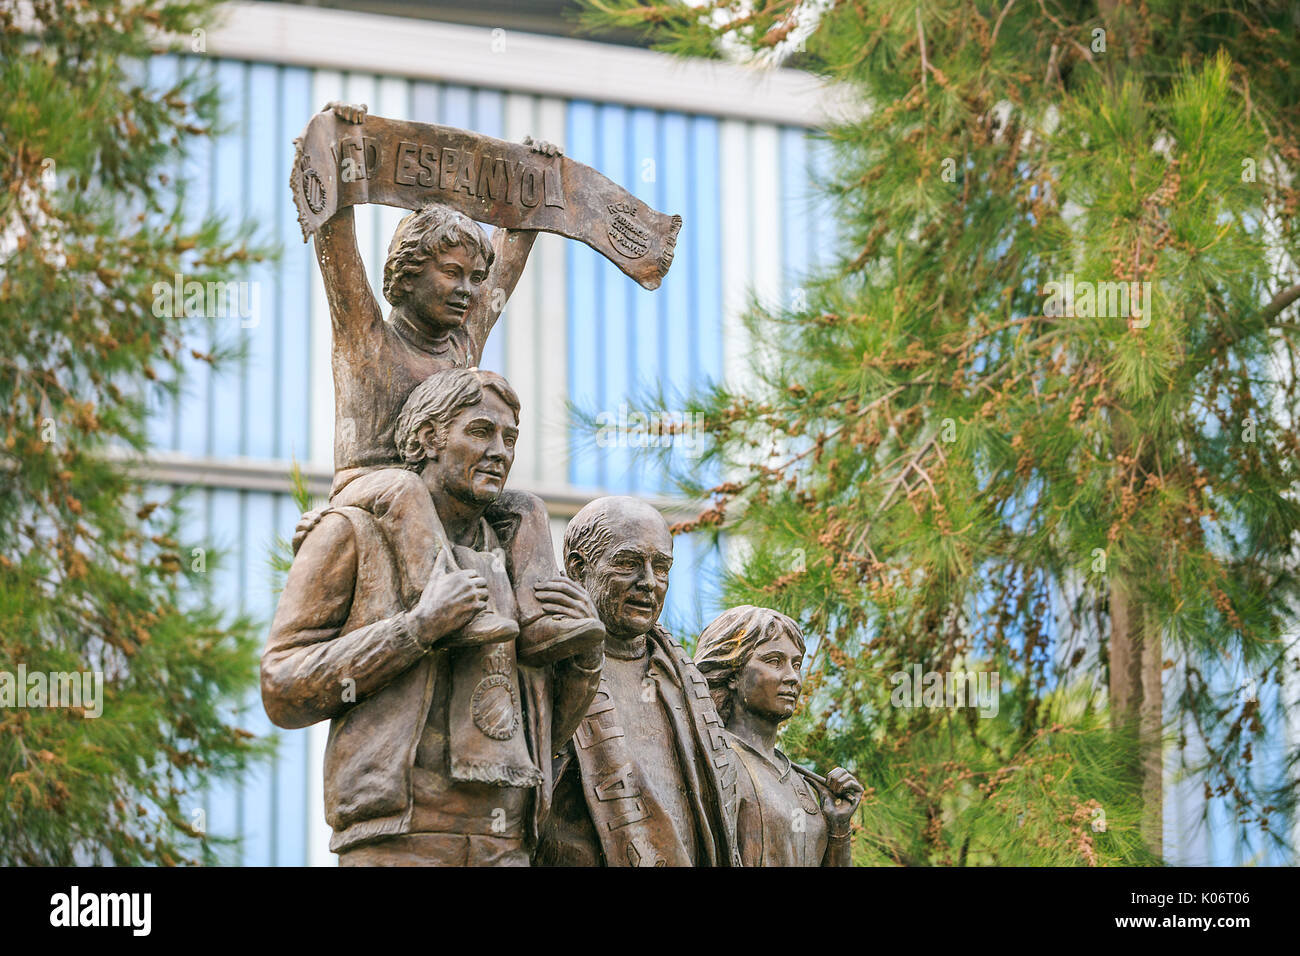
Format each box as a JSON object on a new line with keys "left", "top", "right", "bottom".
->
{"left": 450, "top": 759, "right": 543, "bottom": 788}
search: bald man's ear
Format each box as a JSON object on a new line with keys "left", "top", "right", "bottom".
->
{"left": 565, "top": 552, "right": 586, "bottom": 582}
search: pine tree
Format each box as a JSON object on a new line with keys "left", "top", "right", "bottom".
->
{"left": 578, "top": 0, "right": 1300, "bottom": 864}
{"left": 0, "top": 0, "right": 271, "bottom": 864}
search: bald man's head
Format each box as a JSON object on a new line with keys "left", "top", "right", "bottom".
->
{"left": 564, "top": 496, "right": 673, "bottom": 640}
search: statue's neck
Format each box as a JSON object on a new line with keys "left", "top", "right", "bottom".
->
{"left": 424, "top": 477, "right": 486, "bottom": 546}
{"left": 605, "top": 632, "right": 648, "bottom": 660}
{"left": 391, "top": 305, "right": 460, "bottom": 355}
{"left": 726, "top": 705, "right": 781, "bottom": 762}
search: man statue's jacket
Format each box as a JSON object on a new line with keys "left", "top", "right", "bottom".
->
{"left": 262, "top": 475, "right": 596, "bottom": 854}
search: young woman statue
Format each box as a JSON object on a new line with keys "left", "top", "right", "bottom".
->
{"left": 694, "top": 606, "right": 865, "bottom": 866}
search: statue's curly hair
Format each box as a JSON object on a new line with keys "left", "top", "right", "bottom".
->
{"left": 395, "top": 367, "right": 520, "bottom": 468}
{"left": 382, "top": 201, "right": 495, "bottom": 307}
{"left": 693, "top": 605, "right": 806, "bottom": 723}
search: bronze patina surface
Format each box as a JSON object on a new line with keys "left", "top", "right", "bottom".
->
{"left": 694, "top": 605, "right": 865, "bottom": 866}
{"left": 263, "top": 369, "right": 604, "bottom": 865}
{"left": 291, "top": 107, "right": 681, "bottom": 289}
{"left": 533, "top": 497, "right": 742, "bottom": 867}
{"left": 264, "top": 98, "right": 863, "bottom": 867}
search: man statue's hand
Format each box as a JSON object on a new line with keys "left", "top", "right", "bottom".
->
{"left": 323, "top": 101, "right": 368, "bottom": 124}
{"left": 820, "top": 767, "right": 865, "bottom": 834}
{"left": 533, "top": 578, "right": 597, "bottom": 621}
{"left": 407, "top": 550, "right": 489, "bottom": 648}
{"left": 522, "top": 134, "right": 563, "bottom": 157}
{"left": 292, "top": 508, "right": 324, "bottom": 554}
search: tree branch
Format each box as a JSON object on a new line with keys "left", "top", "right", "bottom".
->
{"left": 1260, "top": 281, "right": 1300, "bottom": 325}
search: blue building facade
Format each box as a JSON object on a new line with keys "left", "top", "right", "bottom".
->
{"left": 142, "top": 1, "right": 833, "bottom": 865}
{"left": 141, "top": 2, "right": 1293, "bottom": 866}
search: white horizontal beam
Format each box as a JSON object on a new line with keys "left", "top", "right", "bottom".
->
{"left": 133, "top": 450, "right": 695, "bottom": 520}
{"left": 202, "top": 1, "right": 832, "bottom": 126}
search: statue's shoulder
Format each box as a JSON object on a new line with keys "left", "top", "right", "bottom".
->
{"left": 489, "top": 487, "right": 546, "bottom": 516}
{"left": 649, "top": 623, "right": 686, "bottom": 652}
{"left": 296, "top": 507, "right": 357, "bottom": 549}
{"left": 344, "top": 466, "right": 423, "bottom": 492}
{"left": 314, "top": 505, "right": 381, "bottom": 545}
{"left": 786, "top": 758, "right": 826, "bottom": 797}
{"left": 319, "top": 505, "right": 404, "bottom": 592}
{"left": 290, "top": 508, "right": 365, "bottom": 579}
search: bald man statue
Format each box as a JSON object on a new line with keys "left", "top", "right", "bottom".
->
{"left": 532, "top": 496, "right": 740, "bottom": 867}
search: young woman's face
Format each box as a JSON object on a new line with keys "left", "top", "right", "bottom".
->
{"left": 736, "top": 632, "right": 803, "bottom": 722}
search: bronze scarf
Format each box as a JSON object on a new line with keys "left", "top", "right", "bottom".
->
{"left": 351, "top": 476, "right": 541, "bottom": 789}
{"left": 570, "top": 626, "right": 740, "bottom": 866}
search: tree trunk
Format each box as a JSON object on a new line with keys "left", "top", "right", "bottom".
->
{"left": 1109, "top": 578, "right": 1162, "bottom": 856}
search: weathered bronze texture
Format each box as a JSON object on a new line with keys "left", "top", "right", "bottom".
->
{"left": 302, "top": 102, "right": 605, "bottom": 668}
{"left": 533, "top": 497, "right": 742, "bottom": 867}
{"left": 694, "top": 605, "right": 865, "bottom": 866}
{"left": 264, "top": 101, "right": 641, "bottom": 865}
{"left": 263, "top": 368, "right": 603, "bottom": 866}
{"left": 265, "top": 100, "right": 827, "bottom": 868}
{"left": 292, "top": 106, "right": 681, "bottom": 289}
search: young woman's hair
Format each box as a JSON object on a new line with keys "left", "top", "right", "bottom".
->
{"left": 693, "top": 605, "right": 806, "bottom": 723}
{"left": 382, "top": 201, "right": 495, "bottom": 306}
{"left": 395, "top": 367, "right": 520, "bottom": 468}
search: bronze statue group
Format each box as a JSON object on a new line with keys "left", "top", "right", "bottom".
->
{"left": 263, "top": 103, "right": 864, "bottom": 867}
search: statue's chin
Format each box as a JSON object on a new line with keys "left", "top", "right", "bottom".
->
{"left": 600, "top": 601, "right": 657, "bottom": 639}
{"left": 746, "top": 702, "right": 796, "bottom": 724}
{"left": 402, "top": 308, "right": 464, "bottom": 334}
{"left": 607, "top": 623, "right": 649, "bottom": 641}
{"left": 425, "top": 308, "right": 467, "bottom": 330}
{"left": 447, "top": 483, "right": 501, "bottom": 509}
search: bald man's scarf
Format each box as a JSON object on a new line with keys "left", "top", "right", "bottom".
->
{"left": 569, "top": 626, "right": 740, "bottom": 867}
